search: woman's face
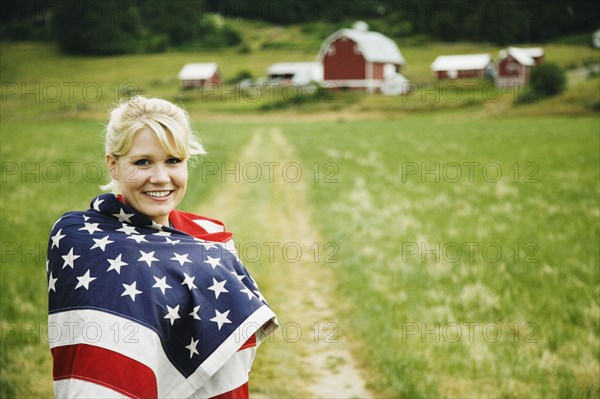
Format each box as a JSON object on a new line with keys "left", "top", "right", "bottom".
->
{"left": 106, "top": 128, "right": 188, "bottom": 226}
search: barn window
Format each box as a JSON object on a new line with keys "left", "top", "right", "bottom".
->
{"left": 506, "top": 62, "right": 518, "bottom": 73}
{"left": 327, "top": 45, "right": 335, "bottom": 56}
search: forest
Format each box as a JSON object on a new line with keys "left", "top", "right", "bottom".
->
{"left": 1, "top": 0, "right": 599, "bottom": 55}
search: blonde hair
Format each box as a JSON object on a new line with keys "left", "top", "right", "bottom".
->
{"left": 101, "top": 96, "right": 206, "bottom": 192}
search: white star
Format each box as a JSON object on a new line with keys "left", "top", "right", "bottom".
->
{"left": 181, "top": 273, "right": 197, "bottom": 290}
{"left": 152, "top": 276, "right": 171, "bottom": 295}
{"left": 200, "top": 242, "right": 218, "bottom": 250}
{"left": 91, "top": 235, "right": 114, "bottom": 251}
{"left": 240, "top": 287, "right": 254, "bottom": 300}
{"left": 113, "top": 209, "right": 134, "bottom": 223}
{"left": 61, "top": 248, "right": 80, "bottom": 269}
{"left": 117, "top": 224, "right": 138, "bottom": 235}
{"left": 75, "top": 270, "right": 96, "bottom": 290}
{"left": 185, "top": 337, "right": 199, "bottom": 358}
{"left": 189, "top": 305, "right": 201, "bottom": 320}
{"left": 127, "top": 235, "right": 148, "bottom": 243}
{"left": 254, "top": 290, "right": 265, "bottom": 302}
{"left": 208, "top": 278, "right": 229, "bottom": 299}
{"left": 171, "top": 252, "right": 191, "bottom": 266}
{"left": 79, "top": 222, "right": 102, "bottom": 235}
{"left": 153, "top": 231, "right": 172, "bottom": 237}
{"left": 50, "top": 229, "right": 66, "bottom": 249}
{"left": 204, "top": 256, "right": 221, "bottom": 269}
{"left": 107, "top": 254, "right": 128, "bottom": 274}
{"left": 138, "top": 250, "right": 158, "bottom": 267}
{"left": 121, "top": 281, "right": 142, "bottom": 301}
{"left": 92, "top": 197, "right": 104, "bottom": 211}
{"left": 210, "top": 309, "right": 232, "bottom": 330}
{"left": 231, "top": 271, "right": 246, "bottom": 282}
{"left": 164, "top": 305, "right": 181, "bottom": 326}
{"left": 149, "top": 220, "right": 163, "bottom": 230}
{"left": 48, "top": 271, "right": 58, "bottom": 293}
{"left": 83, "top": 215, "right": 90, "bottom": 221}
{"left": 165, "top": 237, "right": 181, "bottom": 245}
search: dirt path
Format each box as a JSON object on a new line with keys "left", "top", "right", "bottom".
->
{"left": 194, "top": 128, "right": 375, "bottom": 398}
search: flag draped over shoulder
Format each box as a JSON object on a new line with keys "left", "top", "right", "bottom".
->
{"left": 46, "top": 194, "right": 277, "bottom": 398}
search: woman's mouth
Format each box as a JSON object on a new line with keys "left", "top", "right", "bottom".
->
{"left": 144, "top": 190, "right": 173, "bottom": 199}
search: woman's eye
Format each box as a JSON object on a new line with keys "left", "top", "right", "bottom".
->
{"left": 167, "top": 157, "right": 182, "bottom": 164}
{"left": 134, "top": 159, "right": 150, "bottom": 166}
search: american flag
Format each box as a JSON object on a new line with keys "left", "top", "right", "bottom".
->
{"left": 47, "top": 194, "right": 277, "bottom": 398}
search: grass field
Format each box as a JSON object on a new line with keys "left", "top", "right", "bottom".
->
{"left": 1, "top": 39, "right": 599, "bottom": 398}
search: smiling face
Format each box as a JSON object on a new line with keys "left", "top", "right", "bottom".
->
{"left": 106, "top": 127, "right": 188, "bottom": 226}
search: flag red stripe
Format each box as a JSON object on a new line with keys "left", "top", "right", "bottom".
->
{"left": 238, "top": 334, "right": 256, "bottom": 351}
{"left": 52, "top": 344, "right": 157, "bottom": 399}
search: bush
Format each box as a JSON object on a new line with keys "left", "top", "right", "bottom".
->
{"left": 528, "top": 62, "right": 566, "bottom": 97}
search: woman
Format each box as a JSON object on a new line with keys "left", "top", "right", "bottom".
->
{"left": 46, "top": 96, "right": 277, "bottom": 398}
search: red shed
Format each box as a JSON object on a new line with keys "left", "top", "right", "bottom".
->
{"left": 317, "top": 22, "right": 407, "bottom": 93}
{"left": 496, "top": 47, "right": 544, "bottom": 87}
{"left": 178, "top": 63, "right": 221, "bottom": 88}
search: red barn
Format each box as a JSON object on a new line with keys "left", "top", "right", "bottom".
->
{"left": 317, "top": 22, "right": 407, "bottom": 93}
{"left": 496, "top": 47, "right": 544, "bottom": 87}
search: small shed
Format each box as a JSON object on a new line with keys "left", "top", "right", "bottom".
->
{"left": 496, "top": 47, "right": 544, "bottom": 87}
{"left": 317, "top": 21, "right": 407, "bottom": 93}
{"left": 431, "top": 54, "right": 494, "bottom": 80}
{"left": 266, "top": 62, "right": 323, "bottom": 86}
{"left": 178, "top": 63, "right": 221, "bottom": 88}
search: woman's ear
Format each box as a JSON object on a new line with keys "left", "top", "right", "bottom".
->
{"left": 105, "top": 154, "right": 118, "bottom": 181}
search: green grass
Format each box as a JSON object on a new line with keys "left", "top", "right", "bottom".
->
{"left": 281, "top": 116, "right": 599, "bottom": 397}
{"left": 1, "top": 40, "right": 599, "bottom": 398}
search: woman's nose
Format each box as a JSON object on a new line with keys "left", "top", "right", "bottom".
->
{"left": 149, "top": 165, "right": 170, "bottom": 184}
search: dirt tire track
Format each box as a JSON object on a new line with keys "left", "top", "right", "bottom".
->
{"left": 194, "top": 127, "right": 374, "bottom": 398}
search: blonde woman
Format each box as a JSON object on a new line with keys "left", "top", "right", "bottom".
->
{"left": 46, "top": 96, "right": 277, "bottom": 398}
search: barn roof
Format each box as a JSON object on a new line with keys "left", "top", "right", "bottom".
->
{"left": 431, "top": 54, "right": 492, "bottom": 71}
{"left": 317, "top": 26, "right": 406, "bottom": 65}
{"left": 499, "top": 47, "right": 541, "bottom": 66}
{"left": 178, "top": 63, "right": 219, "bottom": 80}
{"left": 267, "top": 62, "right": 323, "bottom": 85}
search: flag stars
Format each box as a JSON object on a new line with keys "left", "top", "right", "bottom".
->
{"left": 127, "top": 235, "right": 148, "bottom": 244}
{"left": 106, "top": 254, "right": 128, "bottom": 274}
{"left": 181, "top": 273, "right": 197, "bottom": 290}
{"left": 121, "top": 281, "right": 142, "bottom": 301}
{"left": 79, "top": 222, "right": 102, "bottom": 235}
{"left": 171, "top": 252, "right": 191, "bottom": 266}
{"left": 138, "top": 250, "right": 158, "bottom": 267}
{"left": 92, "top": 197, "right": 104, "bottom": 212}
{"left": 204, "top": 256, "right": 221, "bottom": 269}
{"left": 61, "top": 248, "right": 80, "bottom": 269}
{"left": 210, "top": 309, "right": 232, "bottom": 330}
{"left": 185, "top": 337, "right": 199, "bottom": 358}
{"left": 91, "top": 235, "right": 114, "bottom": 251}
{"left": 75, "top": 270, "right": 96, "bottom": 290}
{"left": 164, "top": 305, "right": 181, "bottom": 326}
{"left": 50, "top": 229, "right": 66, "bottom": 249}
{"left": 164, "top": 237, "right": 181, "bottom": 245}
{"left": 208, "top": 278, "right": 229, "bottom": 299}
{"left": 152, "top": 276, "right": 172, "bottom": 295}
{"left": 240, "top": 287, "right": 254, "bottom": 301}
{"left": 48, "top": 272, "right": 58, "bottom": 293}
{"left": 113, "top": 209, "right": 134, "bottom": 224}
{"left": 117, "top": 224, "right": 138, "bottom": 235}
{"left": 189, "top": 305, "right": 201, "bottom": 320}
